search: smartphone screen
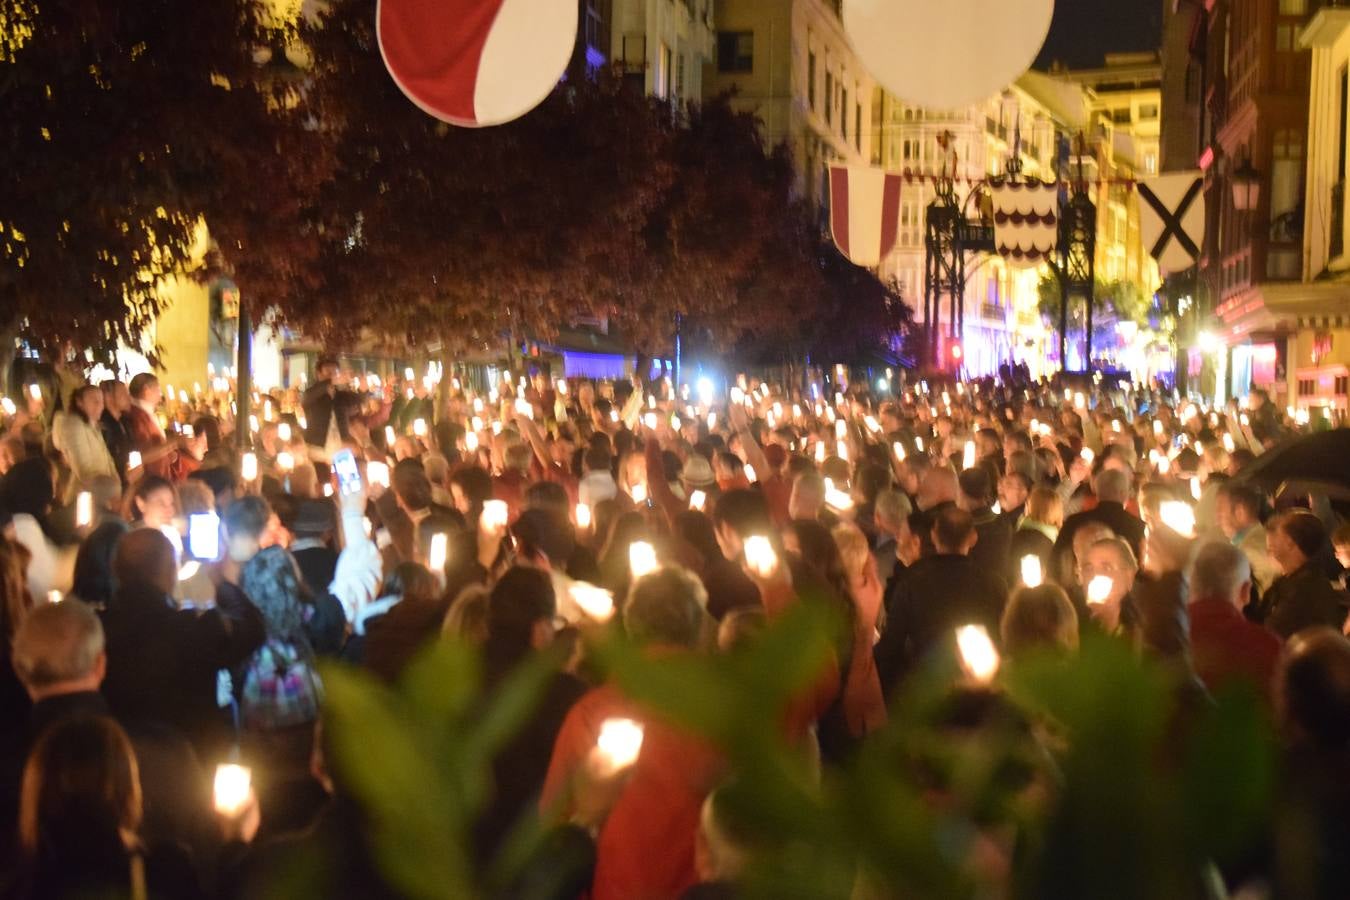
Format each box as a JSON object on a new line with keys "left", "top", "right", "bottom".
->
{"left": 333, "top": 448, "right": 363, "bottom": 496}
{"left": 187, "top": 512, "right": 221, "bottom": 561}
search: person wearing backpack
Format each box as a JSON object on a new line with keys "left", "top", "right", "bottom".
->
{"left": 237, "top": 545, "right": 343, "bottom": 835}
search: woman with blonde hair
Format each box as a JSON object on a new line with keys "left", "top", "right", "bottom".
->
{"left": 0, "top": 536, "right": 35, "bottom": 724}
{"left": 1008, "top": 485, "right": 1062, "bottom": 588}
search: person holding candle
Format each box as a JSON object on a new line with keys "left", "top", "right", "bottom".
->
{"left": 1258, "top": 511, "right": 1347, "bottom": 639}
{"left": 124, "top": 373, "right": 201, "bottom": 484}
{"left": 1075, "top": 536, "right": 1141, "bottom": 640}
{"left": 53, "top": 385, "right": 118, "bottom": 504}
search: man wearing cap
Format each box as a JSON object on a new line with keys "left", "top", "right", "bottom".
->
{"left": 290, "top": 498, "right": 340, "bottom": 598}
{"left": 644, "top": 435, "right": 717, "bottom": 528}
{"left": 959, "top": 466, "right": 1011, "bottom": 587}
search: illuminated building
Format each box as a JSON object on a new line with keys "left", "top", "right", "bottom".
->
{"left": 705, "top": 0, "right": 873, "bottom": 211}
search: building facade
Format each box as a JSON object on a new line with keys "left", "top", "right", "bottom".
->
{"left": 612, "top": 0, "right": 715, "bottom": 103}
{"left": 704, "top": 0, "right": 872, "bottom": 211}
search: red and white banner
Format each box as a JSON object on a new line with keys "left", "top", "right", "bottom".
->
{"left": 377, "top": 0, "right": 577, "bottom": 127}
{"left": 828, "top": 166, "right": 902, "bottom": 268}
{"left": 991, "top": 180, "right": 1058, "bottom": 267}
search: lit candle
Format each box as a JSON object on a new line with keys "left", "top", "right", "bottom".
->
{"left": 1087, "top": 575, "right": 1113, "bottom": 605}
{"left": 413, "top": 418, "right": 427, "bottom": 437}
{"left": 1159, "top": 500, "right": 1196, "bottom": 537}
{"left": 241, "top": 452, "right": 258, "bottom": 482}
{"left": 1020, "top": 555, "right": 1043, "bottom": 587}
{"left": 428, "top": 532, "right": 448, "bottom": 571}
{"left": 276, "top": 451, "right": 294, "bottom": 473}
{"left": 568, "top": 582, "right": 616, "bottom": 622}
{"left": 688, "top": 490, "right": 706, "bottom": 512}
{"left": 962, "top": 440, "right": 976, "bottom": 470}
{"left": 628, "top": 541, "right": 658, "bottom": 578}
{"left": 595, "top": 718, "right": 645, "bottom": 774}
{"left": 127, "top": 450, "right": 142, "bottom": 470}
{"left": 630, "top": 482, "right": 648, "bottom": 504}
{"left": 213, "top": 764, "right": 252, "bottom": 816}
{"left": 955, "top": 624, "right": 1000, "bottom": 684}
{"left": 75, "top": 492, "right": 93, "bottom": 528}
{"left": 575, "top": 503, "right": 592, "bottom": 528}
{"left": 893, "top": 442, "right": 906, "bottom": 462}
{"left": 367, "top": 461, "right": 390, "bottom": 488}
{"left": 481, "top": 500, "right": 509, "bottom": 530}
{"left": 743, "top": 535, "right": 778, "bottom": 578}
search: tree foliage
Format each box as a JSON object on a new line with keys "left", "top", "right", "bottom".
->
{"left": 1037, "top": 274, "right": 1150, "bottom": 325}
{"left": 0, "top": 0, "right": 326, "bottom": 364}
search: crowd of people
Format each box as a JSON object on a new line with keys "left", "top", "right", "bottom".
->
{"left": 0, "top": 356, "right": 1347, "bottom": 899}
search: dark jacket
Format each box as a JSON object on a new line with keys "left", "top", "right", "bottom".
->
{"left": 475, "top": 643, "right": 589, "bottom": 860}
{"left": 101, "top": 582, "right": 264, "bottom": 757}
{"left": 300, "top": 381, "right": 357, "bottom": 449}
{"left": 874, "top": 553, "right": 1007, "bottom": 698}
{"left": 99, "top": 410, "right": 133, "bottom": 483}
{"left": 969, "top": 506, "right": 1012, "bottom": 587}
{"left": 1258, "top": 564, "right": 1347, "bottom": 638}
{"left": 702, "top": 555, "right": 762, "bottom": 622}
{"left": 292, "top": 544, "right": 338, "bottom": 600}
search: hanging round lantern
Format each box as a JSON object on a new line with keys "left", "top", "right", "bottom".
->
{"left": 377, "top": 0, "right": 578, "bottom": 127}
{"left": 843, "top": 0, "right": 1055, "bottom": 111}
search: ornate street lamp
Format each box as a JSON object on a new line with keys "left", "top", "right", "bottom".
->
{"left": 1231, "top": 155, "right": 1261, "bottom": 212}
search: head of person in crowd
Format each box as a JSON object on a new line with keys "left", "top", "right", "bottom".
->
{"left": 855, "top": 463, "right": 893, "bottom": 511}
{"left": 895, "top": 453, "right": 930, "bottom": 497}
{"left": 833, "top": 522, "right": 883, "bottom": 631}
{"left": 67, "top": 384, "right": 104, "bottom": 424}
{"left": 1216, "top": 481, "right": 1264, "bottom": 541}
{"left": 1079, "top": 536, "right": 1138, "bottom": 610}
{"left": 1188, "top": 540, "right": 1252, "bottom": 610}
{"left": 1277, "top": 629, "right": 1350, "bottom": 751}
{"left": 392, "top": 458, "right": 435, "bottom": 517}
{"left": 223, "top": 494, "right": 272, "bottom": 565}
{"left": 874, "top": 488, "right": 914, "bottom": 544}
{"left": 12, "top": 598, "right": 106, "bottom": 701}
{"left": 524, "top": 480, "right": 570, "bottom": 519}
{"left": 241, "top": 545, "right": 310, "bottom": 638}
{"left": 624, "top": 565, "right": 709, "bottom": 650}
{"left": 17, "top": 716, "right": 143, "bottom": 866}
{"left": 1137, "top": 481, "right": 1176, "bottom": 531}
{"left": 513, "top": 507, "right": 575, "bottom": 574}
{"left": 998, "top": 472, "right": 1032, "bottom": 517}
{"left": 932, "top": 505, "right": 977, "bottom": 556}
{"left": 1071, "top": 522, "right": 1116, "bottom": 576}
{"left": 71, "top": 519, "right": 129, "bottom": 609}
{"left": 1003, "top": 430, "right": 1034, "bottom": 466}
{"left": 714, "top": 451, "right": 745, "bottom": 486}
{"left": 917, "top": 466, "right": 960, "bottom": 512}
{"left": 450, "top": 465, "right": 494, "bottom": 520}
{"left": 1267, "top": 510, "right": 1326, "bottom": 577}
{"left": 189, "top": 466, "right": 238, "bottom": 512}
{"left": 1000, "top": 584, "right": 1079, "bottom": 658}
{"left": 716, "top": 606, "right": 767, "bottom": 652}
{"left": 176, "top": 478, "right": 214, "bottom": 518}
{"left": 193, "top": 415, "right": 223, "bottom": 454}
{"left": 956, "top": 467, "right": 995, "bottom": 513}
{"left": 484, "top": 567, "right": 557, "bottom": 666}
{"left": 88, "top": 474, "right": 122, "bottom": 520}
{"left": 503, "top": 441, "right": 533, "bottom": 479}
{"left": 711, "top": 489, "right": 772, "bottom": 562}
{"left": 788, "top": 472, "right": 826, "bottom": 522}
{"left": 99, "top": 379, "right": 131, "bottom": 419}
{"left": 128, "top": 371, "right": 161, "bottom": 408}
{"left": 0, "top": 457, "right": 55, "bottom": 525}
{"left": 1023, "top": 486, "right": 1063, "bottom": 533}
{"left": 442, "top": 584, "right": 491, "bottom": 644}
{"left": 1093, "top": 467, "right": 1131, "bottom": 506}
{"left": 1333, "top": 522, "right": 1350, "bottom": 571}
{"left": 112, "top": 528, "right": 177, "bottom": 599}
{"left": 126, "top": 475, "right": 176, "bottom": 530}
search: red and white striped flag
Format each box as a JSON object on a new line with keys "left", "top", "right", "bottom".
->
{"left": 828, "top": 166, "right": 902, "bottom": 268}
{"left": 377, "top": 0, "right": 577, "bottom": 127}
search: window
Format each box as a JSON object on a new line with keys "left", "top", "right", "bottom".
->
{"left": 825, "top": 72, "right": 833, "bottom": 124}
{"left": 675, "top": 52, "right": 686, "bottom": 97}
{"left": 717, "top": 31, "right": 753, "bottom": 73}
{"left": 1278, "top": 0, "right": 1306, "bottom": 14}
{"left": 655, "top": 43, "right": 671, "bottom": 98}
{"left": 1111, "top": 108, "right": 1132, "bottom": 124}
{"left": 808, "top": 52, "right": 816, "bottom": 111}
{"left": 1138, "top": 104, "right": 1159, "bottom": 120}
{"left": 841, "top": 89, "right": 849, "bottom": 139}
{"left": 1337, "top": 375, "right": 1349, "bottom": 396}
{"left": 1276, "top": 25, "right": 1295, "bottom": 52}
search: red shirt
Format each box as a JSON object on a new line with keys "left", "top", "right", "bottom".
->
{"left": 1188, "top": 596, "right": 1281, "bottom": 699}
{"left": 541, "top": 678, "right": 723, "bottom": 900}
{"left": 125, "top": 405, "right": 198, "bottom": 483}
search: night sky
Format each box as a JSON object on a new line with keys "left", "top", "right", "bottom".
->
{"left": 1035, "top": 0, "right": 1163, "bottom": 69}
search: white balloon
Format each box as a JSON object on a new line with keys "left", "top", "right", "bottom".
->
{"left": 844, "top": 0, "right": 1055, "bottom": 111}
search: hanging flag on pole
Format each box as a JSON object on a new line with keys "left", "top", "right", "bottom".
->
{"left": 377, "top": 0, "right": 577, "bottom": 127}
{"left": 1138, "top": 172, "right": 1205, "bottom": 273}
{"left": 991, "top": 180, "right": 1059, "bottom": 267}
{"left": 828, "top": 166, "right": 903, "bottom": 268}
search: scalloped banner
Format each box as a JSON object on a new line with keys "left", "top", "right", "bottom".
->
{"left": 991, "top": 180, "right": 1058, "bottom": 268}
